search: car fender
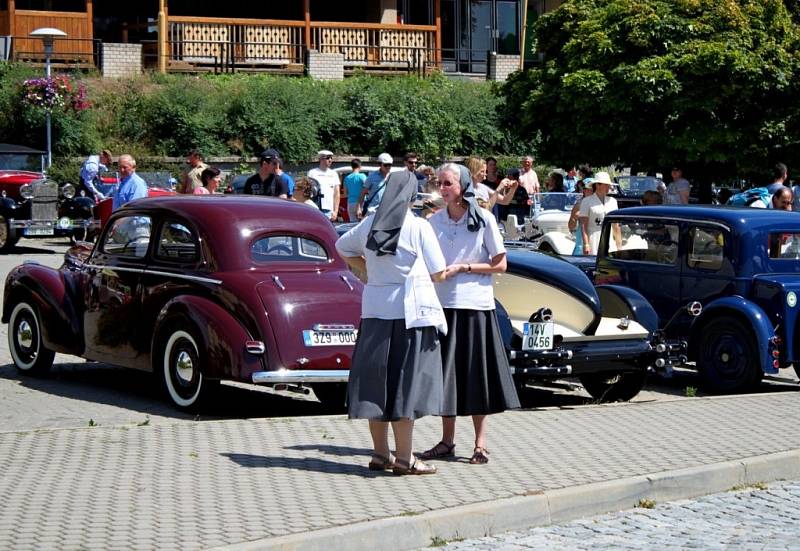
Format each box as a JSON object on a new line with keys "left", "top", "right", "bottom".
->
{"left": 695, "top": 296, "right": 774, "bottom": 374}
{"left": 494, "top": 300, "right": 514, "bottom": 349}
{"left": 154, "top": 295, "right": 265, "bottom": 380}
{"left": 539, "top": 231, "right": 575, "bottom": 255}
{"left": 3, "top": 265, "right": 82, "bottom": 354}
{"left": 595, "top": 284, "right": 659, "bottom": 334}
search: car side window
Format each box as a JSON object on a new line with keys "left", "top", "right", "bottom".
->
{"left": 252, "top": 235, "right": 329, "bottom": 262}
{"left": 102, "top": 216, "right": 152, "bottom": 258}
{"left": 156, "top": 221, "right": 199, "bottom": 262}
{"left": 688, "top": 227, "right": 725, "bottom": 270}
{"left": 607, "top": 221, "right": 679, "bottom": 265}
{"left": 768, "top": 233, "right": 800, "bottom": 259}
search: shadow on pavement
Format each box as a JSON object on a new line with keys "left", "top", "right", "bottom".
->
{"left": 284, "top": 443, "right": 374, "bottom": 457}
{"left": 221, "top": 452, "right": 382, "bottom": 476}
{"left": 0, "top": 362, "right": 340, "bottom": 420}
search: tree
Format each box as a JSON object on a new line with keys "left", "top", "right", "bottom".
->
{"left": 500, "top": 0, "right": 800, "bottom": 186}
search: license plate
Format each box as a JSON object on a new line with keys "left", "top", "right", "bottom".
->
{"left": 25, "top": 226, "right": 53, "bottom": 236}
{"left": 303, "top": 329, "right": 358, "bottom": 347}
{"left": 522, "top": 322, "right": 554, "bottom": 351}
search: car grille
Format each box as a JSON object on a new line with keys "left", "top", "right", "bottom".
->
{"left": 31, "top": 180, "right": 58, "bottom": 222}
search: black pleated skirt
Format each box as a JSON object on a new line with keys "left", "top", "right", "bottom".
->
{"left": 347, "top": 318, "right": 444, "bottom": 421}
{"left": 440, "top": 308, "right": 520, "bottom": 416}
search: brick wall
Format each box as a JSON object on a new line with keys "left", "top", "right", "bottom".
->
{"left": 307, "top": 50, "right": 344, "bottom": 81}
{"left": 102, "top": 43, "right": 142, "bottom": 78}
{"left": 488, "top": 53, "right": 520, "bottom": 82}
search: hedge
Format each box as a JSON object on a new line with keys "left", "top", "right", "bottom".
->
{"left": 0, "top": 67, "right": 533, "bottom": 178}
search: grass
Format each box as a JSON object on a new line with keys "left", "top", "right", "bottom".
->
{"left": 636, "top": 498, "right": 656, "bottom": 509}
{"left": 730, "top": 482, "right": 768, "bottom": 492}
{"left": 684, "top": 386, "right": 697, "bottom": 397}
{"left": 430, "top": 536, "right": 463, "bottom": 546}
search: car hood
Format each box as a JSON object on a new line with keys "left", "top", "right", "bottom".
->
{"left": 256, "top": 269, "right": 362, "bottom": 370}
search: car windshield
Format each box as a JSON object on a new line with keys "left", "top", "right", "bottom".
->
{"left": 0, "top": 153, "right": 42, "bottom": 172}
{"left": 616, "top": 176, "right": 663, "bottom": 194}
{"left": 531, "top": 192, "right": 580, "bottom": 214}
{"left": 251, "top": 234, "right": 329, "bottom": 262}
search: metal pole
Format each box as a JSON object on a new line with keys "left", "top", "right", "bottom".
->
{"left": 44, "top": 38, "right": 52, "bottom": 170}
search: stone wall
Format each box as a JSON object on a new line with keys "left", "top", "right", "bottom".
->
{"left": 488, "top": 53, "right": 520, "bottom": 82}
{"left": 307, "top": 50, "right": 344, "bottom": 81}
{"left": 102, "top": 43, "right": 142, "bottom": 78}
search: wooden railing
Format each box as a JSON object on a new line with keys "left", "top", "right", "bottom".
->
{"left": 165, "top": 16, "right": 438, "bottom": 71}
{"left": 11, "top": 9, "right": 94, "bottom": 59}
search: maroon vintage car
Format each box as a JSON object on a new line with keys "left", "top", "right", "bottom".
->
{"left": 3, "top": 196, "right": 363, "bottom": 409}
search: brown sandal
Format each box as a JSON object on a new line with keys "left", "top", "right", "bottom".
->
{"left": 469, "top": 447, "right": 489, "bottom": 464}
{"left": 392, "top": 457, "right": 437, "bottom": 475}
{"left": 418, "top": 441, "right": 455, "bottom": 460}
{"left": 368, "top": 454, "right": 395, "bottom": 471}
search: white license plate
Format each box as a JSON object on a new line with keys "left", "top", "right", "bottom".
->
{"left": 303, "top": 329, "right": 358, "bottom": 347}
{"left": 522, "top": 322, "right": 554, "bottom": 351}
{"left": 25, "top": 226, "right": 53, "bottom": 236}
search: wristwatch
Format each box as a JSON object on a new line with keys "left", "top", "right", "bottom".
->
{"left": 467, "top": 264, "right": 471, "bottom": 272}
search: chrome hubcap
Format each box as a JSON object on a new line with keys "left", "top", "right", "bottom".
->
{"left": 176, "top": 350, "right": 194, "bottom": 383}
{"left": 720, "top": 352, "right": 730, "bottom": 363}
{"left": 17, "top": 320, "right": 33, "bottom": 349}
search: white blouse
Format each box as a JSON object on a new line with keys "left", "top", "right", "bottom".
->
{"left": 335, "top": 212, "right": 446, "bottom": 320}
{"left": 428, "top": 208, "right": 505, "bottom": 310}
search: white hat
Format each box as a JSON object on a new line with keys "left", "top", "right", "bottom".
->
{"left": 593, "top": 171, "right": 613, "bottom": 186}
{"left": 377, "top": 153, "right": 393, "bottom": 164}
{"left": 317, "top": 149, "right": 333, "bottom": 157}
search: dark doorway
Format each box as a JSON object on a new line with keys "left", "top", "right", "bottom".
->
{"left": 441, "top": 0, "right": 519, "bottom": 74}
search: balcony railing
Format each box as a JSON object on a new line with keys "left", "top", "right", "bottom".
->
{"left": 12, "top": 36, "right": 101, "bottom": 68}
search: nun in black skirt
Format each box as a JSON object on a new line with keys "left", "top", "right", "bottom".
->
{"left": 420, "top": 163, "right": 520, "bottom": 465}
{"left": 336, "top": 171, "right": 447, "bottom": 475}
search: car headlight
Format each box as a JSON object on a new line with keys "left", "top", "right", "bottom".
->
{"left": 61, "top": 183, "right": 76, "bottom": 199}
{"left": 20, "top": 183, "right": 33, "bottom": 199}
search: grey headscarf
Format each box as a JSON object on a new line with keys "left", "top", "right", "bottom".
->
{"left": 366, "top": 170, "right": 418, "bottom": 256}
{"left": 457, "top": 164, "right": 486, "bottom": 232}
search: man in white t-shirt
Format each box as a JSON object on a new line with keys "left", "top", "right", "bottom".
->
{"left": 578, "top": 171, "right": 621, "bottom": 255}
{"left": 307, "top": 149, "right": 341, "bottom": 221}
{"left": 519, "top": 155, "right": 540, "bottom": 195}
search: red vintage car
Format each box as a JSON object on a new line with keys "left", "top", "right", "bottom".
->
{"left": 3, "top": 196, "right": 362, "bottom": 409}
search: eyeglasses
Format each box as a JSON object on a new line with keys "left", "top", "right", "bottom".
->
{"left": 324, "top": 156, "right": 333, "bottom": 160}
{"left": 381, "top": 163, "right": 392, "bottom": 168}
{"left": 406, "top": 160, "right": 418, "bottom": 165}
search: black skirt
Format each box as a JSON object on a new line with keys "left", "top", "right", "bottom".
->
{"left": 440, "top": 308, "right": 520, "bottom": 416}
{"left": 347, "top": 318, "right": 444, "bottom": 422}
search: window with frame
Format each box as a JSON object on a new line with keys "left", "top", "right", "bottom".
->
{"left": 102, "top": 216, "right": 152, "bottom": 258}
{"left": 768, "top": 233, "right": 800, "bottom": 259}
{"left": 156, "top": 221, "right": 199, "bottom": 262}
{"left": 688, "top": 227, "right": 725, "bottom": 269}
{"left": 606, "top": 221, "right": 679, "bottom": 265}
{"left": 251, "top": 235, "right": 329, "bottom": 262}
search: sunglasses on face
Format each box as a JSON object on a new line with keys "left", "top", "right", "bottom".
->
{"left": 406, "top": 160, "right": 418, "bottom": 165}
{"left": 323, "top": 156, "right": 333, "bottom": 160}
{"left": 382, "top": 163, "right": 392, "bottom": 168}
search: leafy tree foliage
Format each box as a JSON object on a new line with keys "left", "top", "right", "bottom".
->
{"left": 500, "top": 0, "right": 800, "bottom": 182}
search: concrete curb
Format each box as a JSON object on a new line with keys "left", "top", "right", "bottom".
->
{"left": 213, "top": 449, "right": 800, "bottom": 551}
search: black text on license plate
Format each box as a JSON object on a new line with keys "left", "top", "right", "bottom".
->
{"left": 303, "top": 329, "right": 358, "bottom": 347}
{"left": 522, "top": 322, "right": 554, "bottom": 351}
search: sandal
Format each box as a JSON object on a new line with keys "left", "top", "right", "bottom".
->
{"left": 368, "top": 454, "right": 395, "bottom": 471}
{"left": 393, "top": 457, "right": 437, "bottom": 476}
{"left": 418, "top": 441, "right": 456, "bottom": 461}
{"left": 469, "top": 447, "right": 489, "bottom": 465}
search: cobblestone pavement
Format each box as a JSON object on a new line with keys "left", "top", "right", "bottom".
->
{"left": 423, "top": 480, "right": 800, "bottom": 550}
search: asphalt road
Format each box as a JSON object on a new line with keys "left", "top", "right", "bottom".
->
{"left": 1, "top": 237, "right": 799, "bottom": 434}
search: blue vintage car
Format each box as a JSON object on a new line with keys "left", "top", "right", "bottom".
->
{"left": 595, "top": 205, "right": 800, "bottom": 393}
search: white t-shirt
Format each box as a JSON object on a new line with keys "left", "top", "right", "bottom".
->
{"left": 428, "top": 208, "right": 505, "bottom": 310}
{"left": 307, "top": 167, "right": 340, "bottom": 214}
{"left": 665, "top": 178, "right": 690, "bottom": 205}
{"left": 335, "top": 212, "right": 446, "bottom": 320}
{"left": 519, "top": 168, "right": 540, "bottom": 195}
{"left": 579, "top": 193, "right": 618, "bottom": 255}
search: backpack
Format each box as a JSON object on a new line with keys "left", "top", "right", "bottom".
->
{"left": 726, "top": 187, "right": 772, "bottom": 207}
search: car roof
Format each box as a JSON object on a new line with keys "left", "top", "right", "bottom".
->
{"left": 607, "top": 205, "right": 800, "bottom": 232}
{"left": 0, "top": 143, "right": 45, "bottom": 155}
{"left": 115, "top": 195, "right": 344, "bottom": 270}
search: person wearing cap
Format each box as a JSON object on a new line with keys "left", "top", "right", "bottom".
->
{"left": 307, "top": 149, "right": 340, "bottom": 221}
{"left": 267, "top": 150, "right": 291, "bottom": 199}
{"left": 178, "top": 149, "right": 208, "bottom": 194}
{"left": 79, "top": 149, "right": 113, "bottom": 201}
{"left": 357, "top": 153, "right": 393, "bottom": 218}
{"left": 243, "top": 149, "right": 281, "bottom": 197}
{"left": 579, "top": 171, "right": 621, "bottom": 255}
{"left": 665, "top": 166, "right": 690, "bottom": 205}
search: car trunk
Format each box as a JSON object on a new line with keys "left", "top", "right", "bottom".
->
{"left": 256, "top": 270, "right": 362, "bottom": 370}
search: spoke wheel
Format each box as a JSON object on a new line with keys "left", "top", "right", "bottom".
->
{"left": 8, "top": 301, "right": 55, "bottom": 375}
{"left": 698, "top": 317, "right": 762, "bottom": 394}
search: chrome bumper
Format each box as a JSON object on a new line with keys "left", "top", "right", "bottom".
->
{"left": 10, "top": 217, "right": 100, "bottom": 231}
{"left": 252, "top": 369, "right": 349, "bottom": 384}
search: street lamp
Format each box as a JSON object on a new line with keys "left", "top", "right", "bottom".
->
{"left": 29, "top": 27, "right": 67, "bottom": 171}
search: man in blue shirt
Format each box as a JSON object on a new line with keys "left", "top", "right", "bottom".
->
{"left": 112, "top": 154, "right": 148, "bottom": 210}
{"left": 357, "top": 152, "right": 393, "bottom": 218}
{"left": 343, "top": 159, "right": 366, "bottom": 221}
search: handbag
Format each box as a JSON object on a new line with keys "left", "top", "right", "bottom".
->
{"left": 404, "top": 242, "right": 447, "bottom": 335}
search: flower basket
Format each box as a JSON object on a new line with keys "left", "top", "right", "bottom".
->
{"left": 21, "top": 75, "right": 90, "bottom": 112}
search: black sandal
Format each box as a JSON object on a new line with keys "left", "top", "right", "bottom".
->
{"left": 418, "top": 441, "right": 455, "bottom": 460}
{"left": 368, "top": 454, "right": 395, "bottom": 471}
{"left": 469, "top": 447, "right": 489, "bottom": 464}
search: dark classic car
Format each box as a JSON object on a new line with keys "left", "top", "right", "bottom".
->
{"left": 595, "top": 205, "right": 800, "bottom": 393}
{"left": 0, "top": 143, "right": 102, "bottom": 251}
{"left": 494, "top": 249, "right": 689, "bottom": 401}
{"left": 3, "top": 196, "right": 362, "bottom": 409}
